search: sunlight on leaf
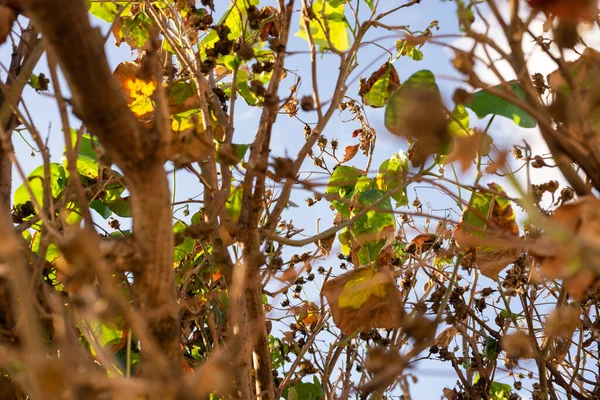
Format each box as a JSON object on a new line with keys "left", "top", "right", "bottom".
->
{"left": 14, "top": 163, "right": 67, "bottom": 210}
{"left": 359, "top": 62, "right": 400, "bottom": 108}
{"left": 376, "top": 151, "right": 409, "bottom": 206}
{"left": 326, "top": 166, "right": 363, "bottom": 217}
{"left": 322, "top": 265, "right": 403, "bottom": 334}
{"left": 114, "top": 61, "right": 156, "bottom": 118}
{"left": 296, "top": 0, "right": 350, "bottom": 52}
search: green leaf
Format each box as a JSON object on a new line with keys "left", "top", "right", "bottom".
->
{"left": 376, "top": 151, "right": 409, "bottom": 206}
{"left": 356, "top": 239, "right": 386, "bottom": 265}
{"left": 31, "top": 233, "right": 61, "bottom": 263}
{"left": 465, "top": 81, "right": 536, "bottom": 128}
{"left": 221, "top": 68, "right": 260, "bottom": 106}
{"left": 338, "top": 229, "right": 352, "bottom": 255}
{"left": 485, "top": 337, "right": 499, "bottom": 360}
{"left": 88, "top": 1, "right": 130, "bottom": 22}
{"left": 28, "top": 73, "right": 49, "bottom": 91}
{"left": 91, "top": 199, "right": 112, "bottom": 219}
{"left": 87, "top": 316, "right": 127, "bottom": 365}
{"left": 173, "top": 221, "right": 195, "bottom": 263}
{"left": 21, "top": 230, "right": 32, "bottom": 244}
{"left": 448, "top": 104, "right": 470, "bottom": 137}
{"left": 396, "top": 39, "right": 424, "bottom": 61}
{"left": 169, "top": 81, "right": 196, "bottom": 105}
{"left": 191, "top": 210, "right": 203, "bottom": 225}
{"left": 406, "top": 46, "right": 423, "bottom": 61}
{"left": 456, "top": 0, "right": 475, "bottom": 32}
{"left": 226, "top": 186, "right": 243, "bottom": 222}
{"left": 269, "top": 335, "right": 290, "bottom": 370}
{"left": 462, "top": 190, "right": 494, "bottom": 233}
{"left": 287, "top": 388, "right": 299, "bottom": 400}
{"left": 100, "top": 176, "right": 131, "bottom": 218}
{"left": 14, "top": 163, "right": 67, "bottom": 209}
{"left": 350, "top": 189, "right": 395, "bottom": 247}
{"left": 63, "top": 130, "right": 100, "bottom": 179}
{"left": 461, "top": 183, "right": 517, "bottom": 237}
{"left": 296, "top": 0, "right": 350, "bottom": 52}
{"left": 490, "top": 381, "right": 512, "bottom": 400}
{"left": 364, "top": 0, "right": 374, "bottom": 11}
{"left": 285, "top": 377, "right": 325, "bottom": 400}
{"left": 326, "top": 166, "right": 363, "bottom": 217}
{"left": 104, "top": 197, "right": 132, "bottom": 218}
{"left": 235, "top": 144, "right": 250, "bottom": 161}
{"left": 385, "top": 70, "right": 442, "bottom": 136}
{"left": 171, "top": 108, "right": 203, "bottom": 132}
{"left": 199, "top": 0, "right": 260, "bottom": 54}
{"left": 354, "top": 176, "right": 375, "bottom": 195}
{"left": 361, "top": 63, "right": 398, "bottom": 108}
{"left": 118, "top": 13, "right": 152, "bottom": 49}
{"left": 64, "top": 201, "right": 84, "bottom": 225}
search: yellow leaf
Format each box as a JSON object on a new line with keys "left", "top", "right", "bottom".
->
{"left": 113, "top": 61, "right": 156, "bottom": 118}
{"left": 322, "top": 265, "right": 403, "bottom": 334}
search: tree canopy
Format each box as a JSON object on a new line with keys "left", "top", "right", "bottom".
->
{"left": 0, "top": 0, "right": 599, "bottom": 399}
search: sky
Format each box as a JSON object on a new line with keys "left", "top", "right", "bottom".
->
{"left": 0, "top": 0, "right": 590, "bottom": 398}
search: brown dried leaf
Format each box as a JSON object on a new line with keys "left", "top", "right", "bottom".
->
{"left": 528, "top": 0, "right": 597, "bottom": 22}
{"left": 501, "top": 330, "right": 535, "bottom": 359}
{"left": 443, "top": 388, "right": 458, "bottom": 400}
{"left": 545, "top": 305, "right": 581, "bottom": 338}
{"left": 530, "top": 196, "right": 600, "bottom": 298}
{"left": 402, "top": 314, "right": 436, "bottom": 342}
{"left": 564, "top": 269, "right": 596, "bottom": 301}
{"left": 0, "top": 6, "right": 16, "bottom": 45}
{"left": 342, "top": 144, "right": 359, "bottom": 163}
{"left": 318, "top": 233, "right": 335, "bottom": 257}
{"left": 280, "top": 267, "right": 299, "bottom": 282}
{"left": 259, "top": 6, "right": 280, "bottom": 41}
{"left": 321, "top": 265, "right": 404, "bottom": 334}
{"left": 474, "top": 247, "right": 520, "bottom": 280}
{"left": 409, "top": 233, "right": 438, "bottom": 253}
{"left": 358, "top": 62, "right": 400, "bottom": 98}
{"left": 444, "top": 131, "right": 492, "bottom": 172}
{"left": 435, "top": 326, "right": 459, "bottom": 348}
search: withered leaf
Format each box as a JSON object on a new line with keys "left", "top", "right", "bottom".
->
{"left": 359, "top": 62, "right": 400, "bottom": 108}
{"left": 530, "top": 196, "right": 600, "bottom": 299}
{"left": 0, "top": 6, "right": 16, "bottom": 45}
{"left": 435, "top": 326, "right": 459, "bottom": 348}
{"left": 545, "top": 305, "right": 581, "bottom": 338}
{"left": 317, "top": 232, "right": 336, "bottom": 257}
{"left": 114, "top": 61, "right": 157, "bottom": 119}
{"left": 548, "top": 49, "right": 600, "bottom": 129}
{"left": 444, "top": 131, "right": 492, "bottom": 172}
{"left": 258, "top": 6, "right": 280, "bottom": 41}
{"left": 342, "top": 145, "right": 359, "bottom": 163}
{"left": 385, "top": 70, "right": 450, "bottom": 156}
{"left": 528, "top": 0, "right": 597, "bottom": 22}
{"left": 407, "top": 233, "right": 438, "bottom": 254}
{"left": 455, "top": 183, "right": 520, "bottom": 279}
{"left": 501, "top": 330, "right": 535, "bottom": 359}
{"left": 322, "top": 265, "right": 403, "bottom": 334}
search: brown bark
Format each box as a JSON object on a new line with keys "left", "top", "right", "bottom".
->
{"left": 232, "top": 2, "right": 294, "bottom": 398}
{"left": 20, "top": 0, "right": 181, "bottom": 385}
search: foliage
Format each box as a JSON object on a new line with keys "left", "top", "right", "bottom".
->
{"left": 1, "top": 0, "right": 600, "bottom": 399}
